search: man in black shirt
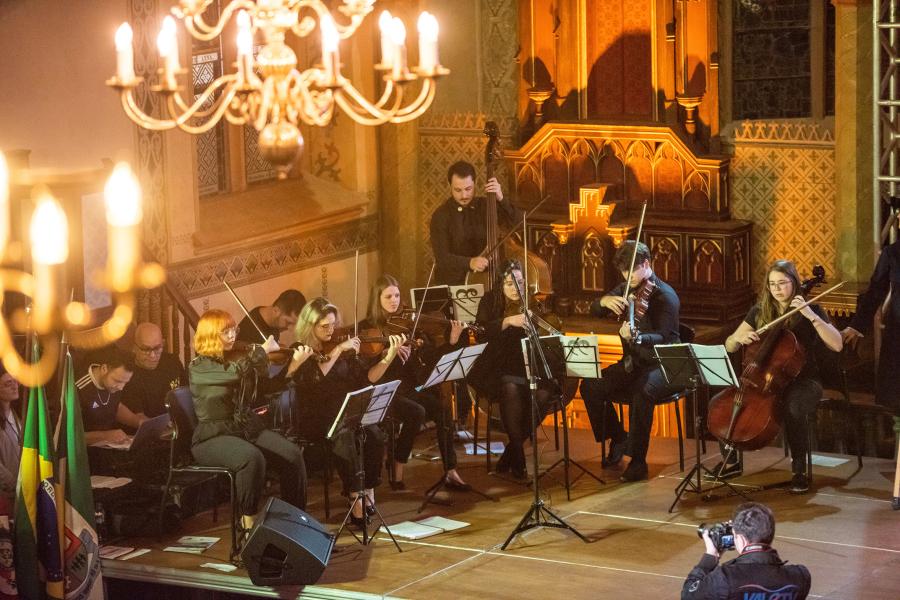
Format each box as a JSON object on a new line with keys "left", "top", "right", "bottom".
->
{"left": 578, "top": 241, "right": 681, "bottom": 482}
{"left": 76, "top": 346, "right": 146, "bottom": 446}
{"left": 237, "top": 289, "right": 306, "bottom": 345}
{"left": 682, "top": 502, "right": 810, "bottom": 600}
{"left": 121, "top": 322, "right": 186, "bottom": 418}
{"left": 429, "top": 161, "right": 523, "bottom": 285}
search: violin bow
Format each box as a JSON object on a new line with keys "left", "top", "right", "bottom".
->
{"left": 755, "top": 281, "right": 846, "bottom": 335}
{"left": 224, "top": 280, "right": 267, "bottom": 342}
{"left": 354, "top": 249, "right": 359, "bottom": 339}
{"left": 409, "top": 263, "right": 436, "bottom": 342}
{"left": 622, "top": 201, "right": 649, "bottom": 302}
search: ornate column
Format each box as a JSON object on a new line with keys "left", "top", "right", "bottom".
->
{"left": 833, "top": 0, "right": 875, "bottom": 279}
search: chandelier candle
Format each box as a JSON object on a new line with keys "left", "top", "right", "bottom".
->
{"left": 236, "top": 10, "right": 254, "bottom": 86}
{"left": 104, "top": 163, "right": 142, "bottom": 293}
{"left": 114, "top": 23, "right": 135, "bottom": 82}
{"left": 390, "top": 17, "right": 408, "bottom": 80}
{"left": 378, "top": 11, "right": 394, "bottom": 69}
{"left": 417, "top": 12, "right": 438, "bottom": 74}
{"left": 157, "top": 16, "right": 180, "bottom": 89}
{"left": 29, "top": 193, "right": 68, "bottom": 334}
{"left": 320, "top": 16, "right": 340, "bottom": 86}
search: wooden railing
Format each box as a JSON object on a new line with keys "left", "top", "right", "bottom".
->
{"left": 138, "top": 247, "right": 200, "bottom": 367}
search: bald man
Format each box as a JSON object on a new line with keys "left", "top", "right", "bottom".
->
{"left": 121, "top": 322, "right": 186, "bottom": 417}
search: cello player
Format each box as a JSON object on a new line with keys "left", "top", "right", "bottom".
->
{"left": 716, "top": 259, "right": 842, "bottom": 494}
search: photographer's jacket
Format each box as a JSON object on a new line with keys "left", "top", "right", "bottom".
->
{"left": 682, "top": 546, "right": 810, "bottom": 600}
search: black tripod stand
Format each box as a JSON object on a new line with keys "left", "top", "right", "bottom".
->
{"left": 534, "top": 336, "right": 604, "bottom": 500}
{"left": 331, "top": 381, "right": 402, "bottom": 552}
{"left": 501, "top": 271, "right": 588, "bottom": 550}
{"left": 655, "top": 344, "right": 753, "bottom": 513}
{"left": 413, "top": 344, "right": 497, "bottom": 511}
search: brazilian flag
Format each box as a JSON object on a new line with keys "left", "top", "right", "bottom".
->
{"left": 55, "top": 351, "right": 102, "bottom": 600}
{"left": 14, "top": 348, "right": 64, "bottom": 600}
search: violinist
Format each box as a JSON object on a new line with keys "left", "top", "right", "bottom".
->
{"left": 717, "top": 260, "right": 842, "bottom": 494}
{"left": 429, "top": 160, "right": 523, "bottom": 286}
{"left": 291, "top": 297, "right": 404, "bottom": 527}
{"left": 189, "top": 309, "right": 310, "bottom": 532}
{"left": 578, "top": 241, "right": 681, "bottom": 483}
{"left": 236, "top": 288, "right": 306, "bottom": 346}
{"left": 469, "top": 260, "right": 555, "bottom": 481}
{"left": 359, "top": 275, "right": 470, "bottom": 491}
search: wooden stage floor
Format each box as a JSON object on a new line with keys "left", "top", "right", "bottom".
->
{"left": 101, "top": 426, "right": 900, "bottom": 599}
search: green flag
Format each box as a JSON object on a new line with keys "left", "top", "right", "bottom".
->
{"left": 14, "top": 344, "right": 64, "bottom": 600}
{"left": 55, "top": 351, "right": 102, "bottom": 600}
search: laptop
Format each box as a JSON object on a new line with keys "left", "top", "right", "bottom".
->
{"left": 90, "top": 413, "right": 171, "bottom": 451}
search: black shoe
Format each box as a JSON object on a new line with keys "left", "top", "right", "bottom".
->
{"left": 444, "top": 476, "right": 471, "bottom": 491}
{"left": 704, "top": 461, "right": 743, "bottom": 480}
{"left": 348, "top": 513, "right": 368, "bottom": 529}
{"left": 602, "top": 437, "right": 627, "bottom": 468}
{"left": 789, "top": 473, "right": 809, "bottom": 494}
{"left": 494, "top": 449, "right": 511, "bottom": 474}
{"left": 619, "top": 461, "right": 648, "bottom": 482}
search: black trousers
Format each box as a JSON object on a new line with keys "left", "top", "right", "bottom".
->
{"left": 388, "top": 389, "right": 457, "bottom": 471}
{"left": 191, "top": 429, "right": 307, "bottom": 516}
{"left": 331, "top": 425, "right": 385, "bottom": 493}
{"left": 579, "top": 360, "right": 676, "bottom": 464}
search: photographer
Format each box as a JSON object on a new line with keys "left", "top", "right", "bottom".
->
{"left": 682, "top": 502, "right": 810, "bottom": 600}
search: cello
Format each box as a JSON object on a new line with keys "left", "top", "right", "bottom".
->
{"left": 465, "top": 121, "right": 553, "bottom": 297}
{"left": 707, "top": 268, "right": 842, "bottom": 453}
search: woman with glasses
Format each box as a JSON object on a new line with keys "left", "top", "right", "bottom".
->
{"left": 715, "top": 259, "right": 842, "bottom": 494}
{"left": 292, "top": 297, "right": 405, "bottom": 527}
{"left": 468, "top": 260, "right": 556, "bottom": 481}
{"left": 189, "top": 309, "right": 313, "bottom": 532}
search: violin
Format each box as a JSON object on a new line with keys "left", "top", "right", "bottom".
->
{"left": 706, "top": 266, "right": 841, "bottom": 452}
{"left": 388, "top": 308, "right": 485, "bottom": 344}
{"left": 625, "top": 276, "right": 656, "bottom": 340}
{"left": 318, "top": 326, "right": 423, "bottom": 360}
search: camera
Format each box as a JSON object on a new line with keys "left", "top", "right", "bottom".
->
{"left": 697, "top": 521, "right": 735, "bottom": 552}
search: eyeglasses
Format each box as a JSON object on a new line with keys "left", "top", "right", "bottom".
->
{"left": 767, "top": 280, "right": 792, "bottom": 290}
{"left": 316, "top": 322, "right": 336, "bottom": 330}
{"left": 136, "top": 344, "right": 164, "bottom": 355}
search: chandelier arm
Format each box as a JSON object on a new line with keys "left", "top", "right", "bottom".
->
{"left": 253, "top": 77, "right": 278, "bottom": 131}
{"left": 333, "top": 92, "right": 396, "bottom": 126}
{"left": 334, "top": 81, "right": 406, "bottom": 125}
{"left": 122, "top": 91, "right": 179, "bottom": 131}
{"left": 166, "top": 86, "right": 240, "bottom": 134}
{"left": 292, "top": 1, "right": 369, "bottom": 39}
{"left": 169, "top": 75, "right": 238, "bottom": 118}
{"left": 0, "top": 269, "right": 60, "bottom": 386}
{"left": 67, "top": 296, "right": 135, "bottom": 350}
{"left": 289, "top": 78, "right": 336, "bottom": 126}
{"left": 388, "top": 79, "right": 437, "bottom": 120}
{"left": 180, "top": 0, "right": 258, "bottom": 42}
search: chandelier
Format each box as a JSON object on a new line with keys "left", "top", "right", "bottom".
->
{"left": 0, "top": 155, "right": 164, "bottom": 386}
{"left": 108, "top": 0, "right": 448, "bottom": 178}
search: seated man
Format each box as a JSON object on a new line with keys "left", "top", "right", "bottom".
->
{"left": 682, "top": 502, "right": 811, "bottom": 600}
{"left": 77, "top": 346, "right": 146, "bottom": 447}
{"left": 121, "top": 322, "right": 185, "bottom": 418}
{"left": 237, "top": 289, "right": 306, "bottom": 345}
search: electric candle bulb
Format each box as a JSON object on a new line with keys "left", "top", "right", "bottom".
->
{"left": 417, "top": 12, "right": 439, "bottom": 72}
{"left": 378, "top": 11, "right": 394, "bottom": 69}
{"left": 104, "top": 163, "right": 142, "bottom": 292}
{"left": 114, "top": 23, "right": 135, "bottom": 81}
{"left": 320, "top": 15, "right": 340, "bottom": 83}
{"left": 390, "top": 18, "right": 407, "bottom": 79}
{"left": 30, "top": 195, "right": 68, "bottom": 266}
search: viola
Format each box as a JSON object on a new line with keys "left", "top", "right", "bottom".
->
{"left": 706, "top": 266, "right": 831, "bottom": 452}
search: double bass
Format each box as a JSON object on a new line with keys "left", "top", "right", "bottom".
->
{"left": 465, "top": 121, "right": 552, "bottom": 296}
{"left": 706, "top": 267, "right": 841, "bottom": 452}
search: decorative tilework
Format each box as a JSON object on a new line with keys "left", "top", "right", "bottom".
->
{"left": 725, "top": 119, "right": 836, "bottom": 286}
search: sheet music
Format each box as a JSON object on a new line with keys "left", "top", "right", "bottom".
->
{"left": 415, "top": 343, "right": 487, "bottom": 391}
{"left": 327, "top": 385, "right": 373, "bottom": 440}
{"left": 361, "top": 380, "right": 400, "bottom": 427}
{"left": 448, "top": 284, "right": 484, "bottom": 323}
{"left": 689, "top": 344, "right": 739, "bottom": 388}
{"left": 521, "top": 335, "right": 601, "bottom": 380}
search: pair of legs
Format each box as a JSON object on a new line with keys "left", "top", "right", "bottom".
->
{"left": 580, "top": 361, "right": 675, "bottom": 474}
{"left": 496, "top": 378, "right": 554, "bottom": 478}
{"left": 191, "top": 429, "right": 307, "bottom": 527}
{"left": 331, "top": 426, "right": 385, "bottom": 519}
{"left": 387, "top": 389, "right": 464, "bottom": 486}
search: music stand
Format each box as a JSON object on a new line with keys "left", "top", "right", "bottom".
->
{"left": 654, "top": 344, "right": 752, "bottom": 512}
{"left": 522, "top": 335, "right": 605, "bottom": 500}
{"left": 448, "top": 284, "right": 484, "bottom": 323}
{"left": 331, "top": 380, "right": 403, "bottom": 552}
{"left": 414, "top": 344, "right": 498, "bottom": 512}
{"left": 410, "top": 285, "right": 453, "bottom": 318}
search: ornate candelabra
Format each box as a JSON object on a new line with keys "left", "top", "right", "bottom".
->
{"left": 108, "top": 0, "right": 448, "bottom": 177}
{"left": 0, "top": 155, "right": 164, "bottom": 386}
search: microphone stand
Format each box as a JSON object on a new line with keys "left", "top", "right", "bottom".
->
{"left": 500, "top": 270, "right": 588, "bottom": 550}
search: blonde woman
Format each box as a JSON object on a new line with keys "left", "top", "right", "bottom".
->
{"left": 292, "top": 297, "right": 404, "bottom": 527}
{"left": 189, "top": 309, "right": 312, "bottom": 531}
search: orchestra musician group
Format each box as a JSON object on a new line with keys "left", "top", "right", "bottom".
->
{"left": 72, "top": 155, "right": 893, "bottom": 551}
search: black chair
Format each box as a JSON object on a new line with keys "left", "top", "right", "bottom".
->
{"left": 159, "top": 386, "right": 242, "bottom": 563}
{"left": 599, "top": 323, "right": 697, "bottom": 472}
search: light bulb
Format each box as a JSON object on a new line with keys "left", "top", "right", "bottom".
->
{"left": 104, "top": 163, "right": 142, "bottom": 227}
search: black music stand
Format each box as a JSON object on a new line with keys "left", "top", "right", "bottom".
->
{"left": 415, "top": 344, "right": 498, "bottom": 512}
{"left": 501, "top": 277, "right": 588, "bottom": 550}
{"left": 654, "top": 344, "right": 752, "bottom": 512}
{"left": 410, "top": 285, "right": 453, "bottom": 319}
{"left": 524, "top": 335, "right": 605, "bottom": 500}
{"left": 332, "top": 380, "right": 403, "bottom": 552}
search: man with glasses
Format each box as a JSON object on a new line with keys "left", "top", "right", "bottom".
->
{"left": 122, "top": 322, "right": 186, "bottom": 418}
